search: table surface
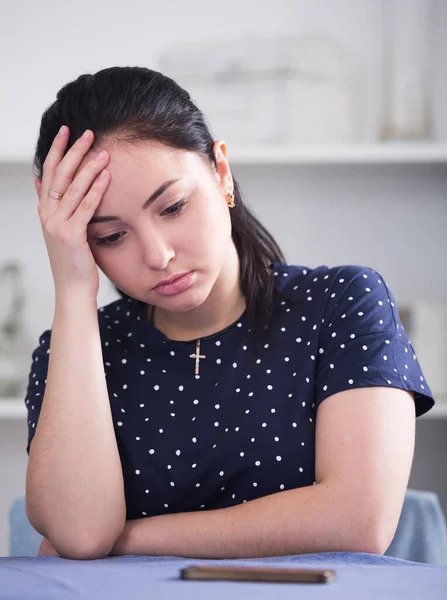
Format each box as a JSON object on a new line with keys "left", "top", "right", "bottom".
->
{"left": 1, "top": 552, "right": 447, "bottom": 599}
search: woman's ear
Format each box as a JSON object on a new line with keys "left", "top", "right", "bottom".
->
{"left": 212, "top": 140, "right": 233, "bottom": 192}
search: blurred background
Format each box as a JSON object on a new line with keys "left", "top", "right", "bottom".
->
{"left": 0, "top": 0, "right": 446, "bottom": 557}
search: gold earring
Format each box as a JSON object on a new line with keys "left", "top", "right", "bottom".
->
{"left": 227, "top": 192, "right": 235, "bottom": 208}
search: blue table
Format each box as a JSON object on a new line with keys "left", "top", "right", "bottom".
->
{"left": 1, "top": 552, "right": 447, "bottom": 599}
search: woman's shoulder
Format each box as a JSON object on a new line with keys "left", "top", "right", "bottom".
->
{"left": 271, "top": 261, "right": 384, "bottom": 301}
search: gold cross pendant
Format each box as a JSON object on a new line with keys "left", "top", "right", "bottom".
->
{"left": 189, "top": 339, "right": 206, "bottom": 375}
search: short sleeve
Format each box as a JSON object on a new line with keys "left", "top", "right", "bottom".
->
{"left": 24, "top": 329, "right": 52, "bottom": 455}
{"left": 315, "top": 266, "right": 435, "bottom": 417}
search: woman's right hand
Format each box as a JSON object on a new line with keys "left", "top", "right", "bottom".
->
{"left": 37, "top": 537, "right": 61, "bottom": 557}
{"left": 34, "top": 126, "right": 111, "bottom": 301}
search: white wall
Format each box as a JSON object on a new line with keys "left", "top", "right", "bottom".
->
{"left": 1, "top": 0, "right": 446, "bottom": 557}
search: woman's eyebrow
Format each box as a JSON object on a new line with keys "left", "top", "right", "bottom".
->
{"left": 88, "top": 178, "right": 181, "bottom": 225}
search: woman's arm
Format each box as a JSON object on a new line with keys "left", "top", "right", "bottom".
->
{"left": 110, "top": 386, "right": 415, "bottom": 558}
{"left": 25, "top": 294, "right": 126, "bottom": 560}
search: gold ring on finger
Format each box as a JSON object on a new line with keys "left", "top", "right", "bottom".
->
{"left": 48, "top": 189, "right": 64, "bottom": 200}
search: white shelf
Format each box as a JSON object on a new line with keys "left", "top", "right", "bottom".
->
{"left": 228, "top": 143, "right": 447, "bottom": 165}
{"left": 1, "top": 396, "right": 447, "bottom": 420}
{"left": 0, "top": 399, "right": 27, "bottom": 420}
{"left": 3, "top": 143, "right": 447, "bottom": 167}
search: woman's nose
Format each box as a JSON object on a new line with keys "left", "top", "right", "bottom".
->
{"left": 140, "top": 229, "right": 175, "bottom": 270}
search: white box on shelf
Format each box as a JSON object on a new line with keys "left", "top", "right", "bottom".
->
{"left": 158, "top": 34, "right": 355, "bottom": 147}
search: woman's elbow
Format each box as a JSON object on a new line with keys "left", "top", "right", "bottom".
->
{"left": 50, "top": 529, "right": 117, "bottom": 560}
{"left": 348, "top": 520, "right": 397, "bottom": 556}
{"left": 55, "top": 539, "right": 111, "bottom": 560}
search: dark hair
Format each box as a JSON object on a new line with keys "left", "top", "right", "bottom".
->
{"left": 32, "top": 66, "right": 288, "bottom": 344}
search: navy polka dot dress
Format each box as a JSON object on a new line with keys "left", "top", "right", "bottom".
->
{"left": 25, "top": 262, "right": 435, "bottom": 520}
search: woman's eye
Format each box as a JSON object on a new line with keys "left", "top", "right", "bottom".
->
{"left": 95, "top": 232, "right": 124, "bottom": 248}
{"left": 162, "top": 198, "right": 188, "bottom": 216}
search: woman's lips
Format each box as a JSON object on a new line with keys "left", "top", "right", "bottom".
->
{"left": 154, "top": 271, "right": 195, "bottom": 295}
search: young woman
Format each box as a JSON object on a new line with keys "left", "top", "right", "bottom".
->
{"left": 26, "top": 66, "right": 435, "bottom": 561}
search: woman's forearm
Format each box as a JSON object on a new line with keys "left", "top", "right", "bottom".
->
{"left": 25, "top": 293, "right": 126, "bottom": 559}
{"left": 114, "top": 482, "right": 385, "bottom": 559}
